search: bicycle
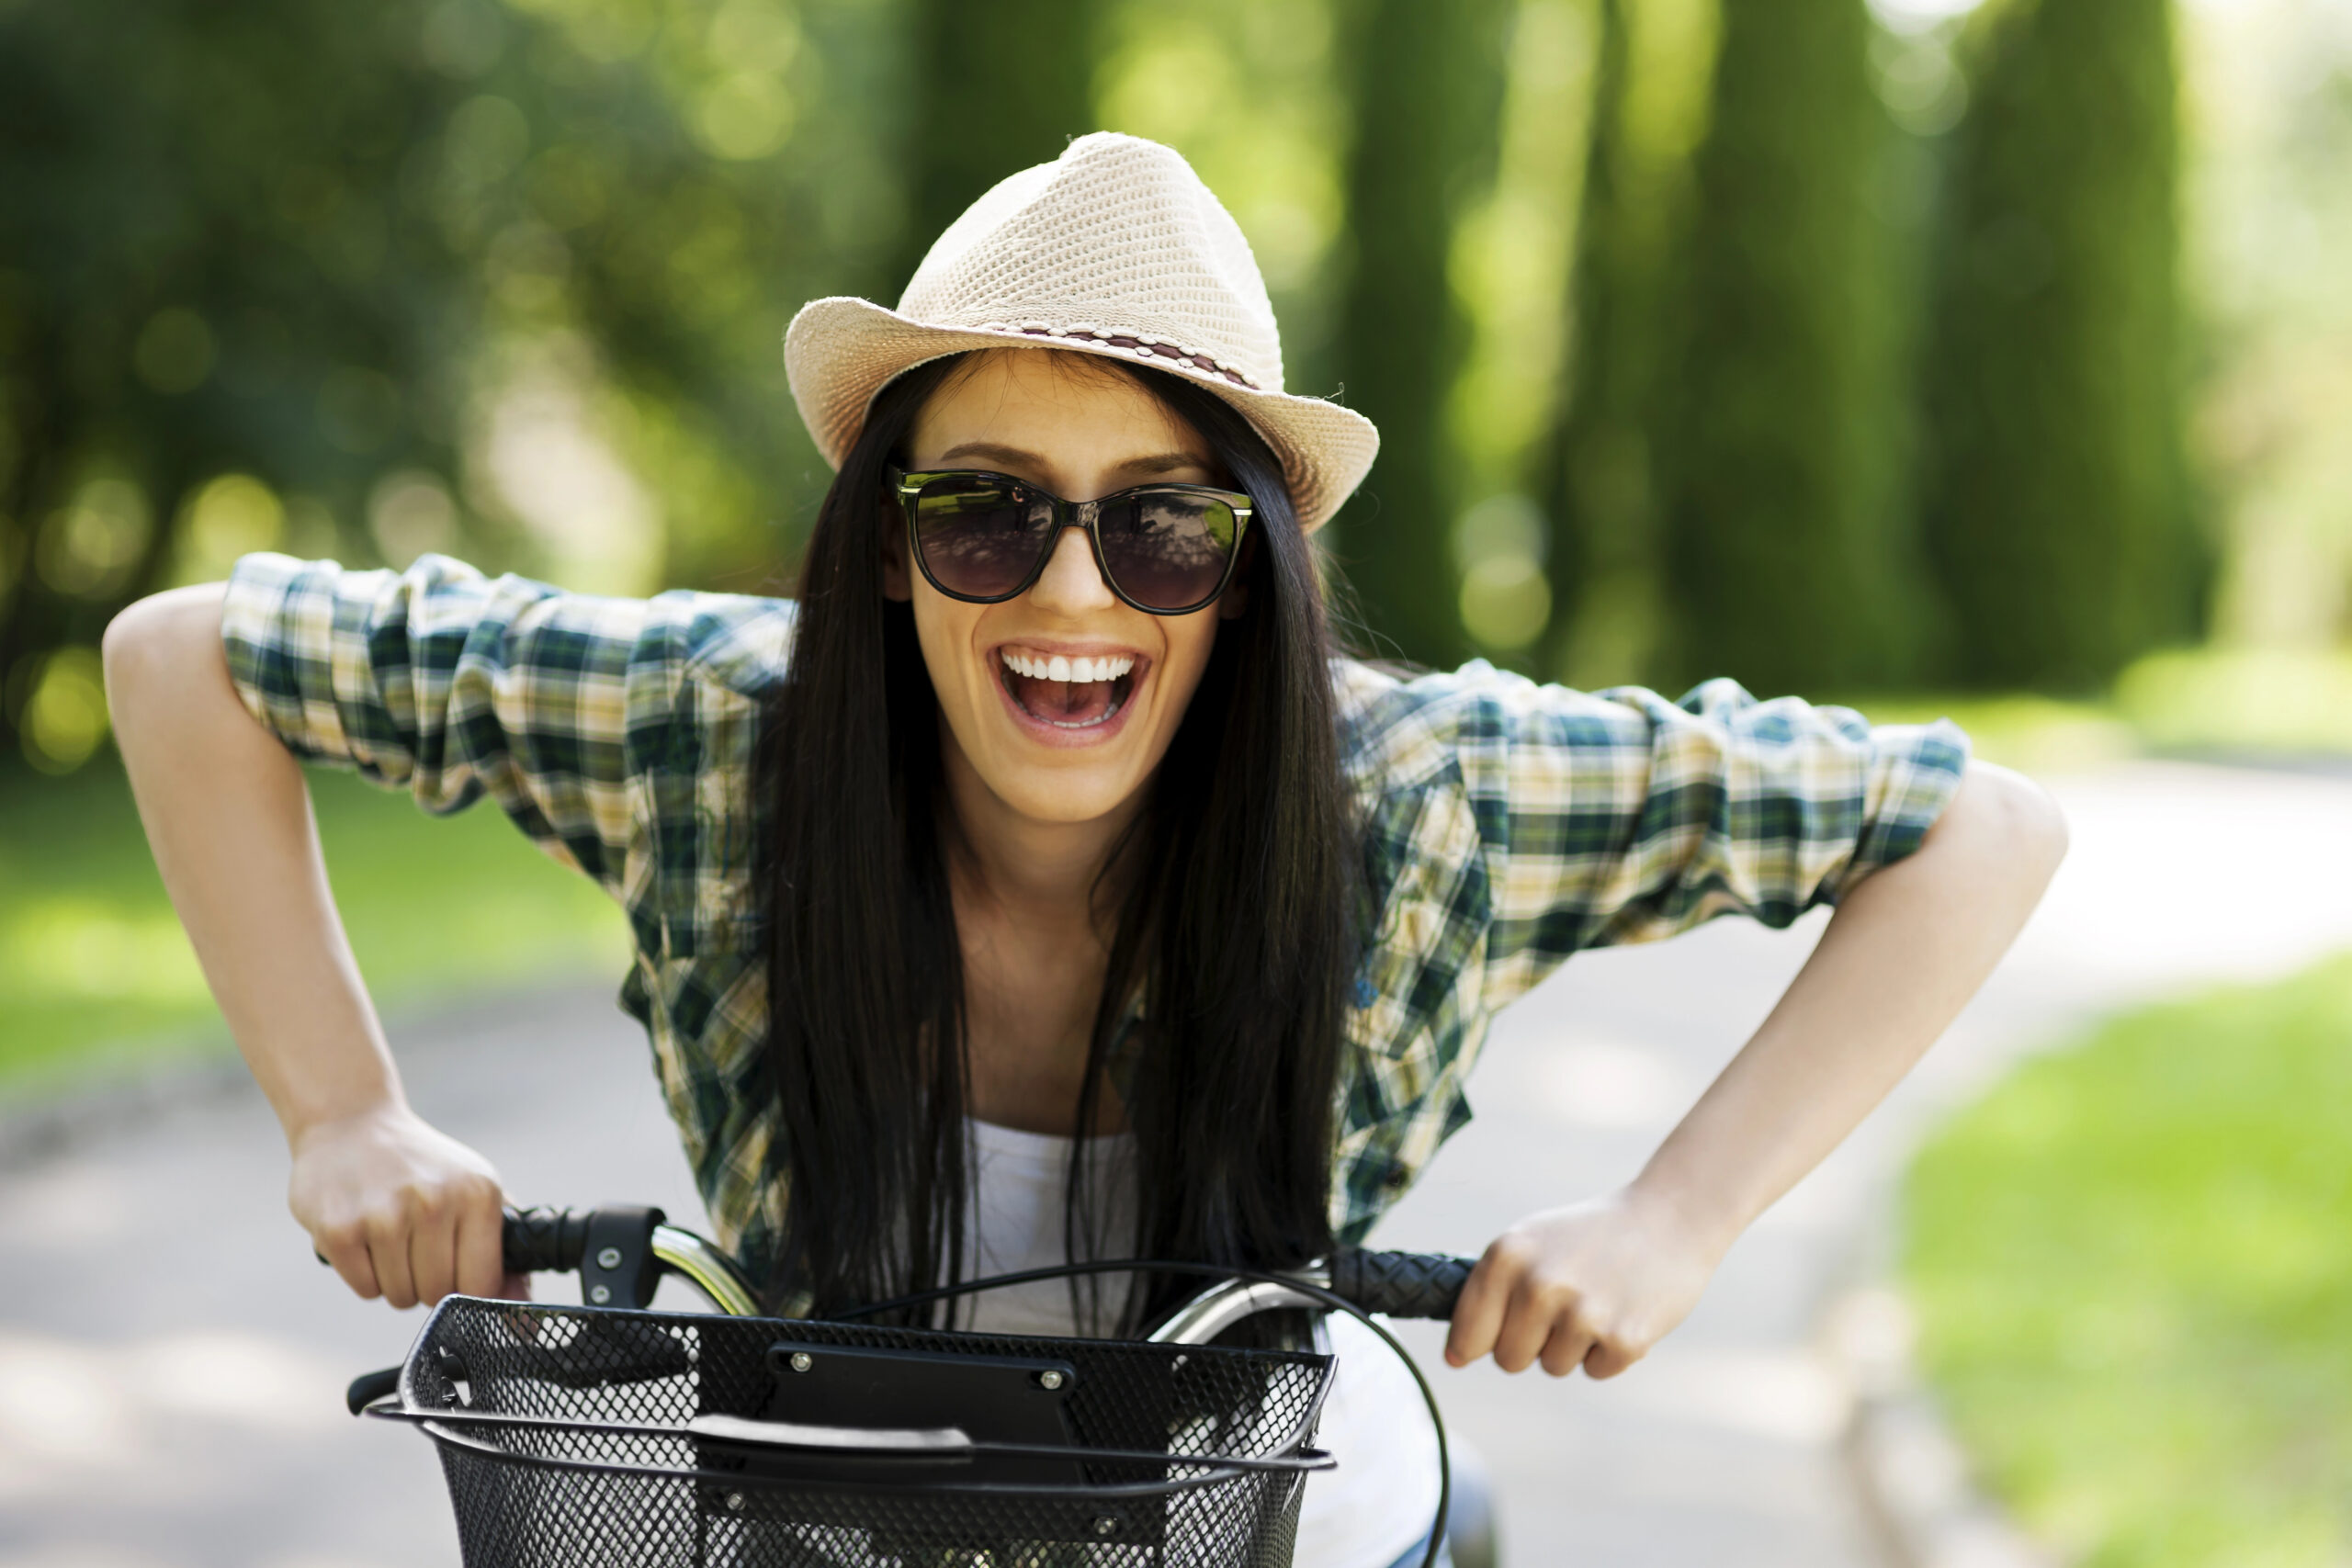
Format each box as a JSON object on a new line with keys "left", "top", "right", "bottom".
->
{"left": 341, "top": 1204, "right": 1485, "bottom": 1568}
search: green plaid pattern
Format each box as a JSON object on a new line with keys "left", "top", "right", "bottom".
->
{"left": 222, "top": 551, "right": 1969, "bottom": 1277}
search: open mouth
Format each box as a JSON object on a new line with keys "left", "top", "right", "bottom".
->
{"left": 997, "top": 649, "right": 1138, "bottom": 730}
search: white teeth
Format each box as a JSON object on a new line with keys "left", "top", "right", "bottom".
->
{"left": 1000, "top": 650, "right": 1136, "bottom": 682}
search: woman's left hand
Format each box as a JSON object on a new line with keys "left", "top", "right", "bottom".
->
{"left": 1443, "top": 1185, "right": 1724, "bottom": 1379}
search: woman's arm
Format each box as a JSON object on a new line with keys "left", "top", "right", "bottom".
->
{"left": 104, "top": 583, "right": 512, "bottom": 1309}
{"left": 1444, "top": 758, "right": 2067, "bottom": 1376}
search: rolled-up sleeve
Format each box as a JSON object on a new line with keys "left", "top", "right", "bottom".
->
{"left": 1429, "top": 667, "right": 1969, "bottom": 996}
{"left": 220, "top": 551, "right": 676, "bottom": 898}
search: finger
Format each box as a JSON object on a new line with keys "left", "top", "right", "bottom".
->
{"left": 500, "top": 1271, "right": 534, "bottom": 1303}
{"left": 370, "top": 1213, "right": 419, "bottom": 1311}
{"left": 410, "top": 1196, "right": 459, "bottom": 1309}
{"left": 453, "top": 1190, "right": 506, "bottom": 1301}
{"left": 1583, "top": 1335, "right": 1643, "bottom": 1380}
{"left": 317, "top": 1222, "right": 381, "bottom": 1301}
{"left": 1539, "top": 1316, "right": 1600, "bottom": 1379}
{"left": 1443, "top": 1241, "right": 1521, "bottom": 1367}
{"left": 1492, "top": 1277, "right": 1569, "bottom": 1373}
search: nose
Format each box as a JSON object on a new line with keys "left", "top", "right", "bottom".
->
{"left": 1025, "top": 521, "right": 1116, "bottom": 614}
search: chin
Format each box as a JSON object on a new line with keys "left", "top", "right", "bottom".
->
{"left": 987, "top": 757, "right": 1147, "bottom": 824}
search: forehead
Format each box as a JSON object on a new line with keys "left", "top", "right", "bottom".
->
{"left": 909, "top": 349, "right": 1211, "bottom": 462}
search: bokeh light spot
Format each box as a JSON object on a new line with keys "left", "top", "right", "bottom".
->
{"left": 132, "top": 309, "right": 216, "bottom": 395}
{"left": 707, "top": 0, "right": 799, "bottom": 74}
{"left": 34, "top": 478, "right": 151, "bottom": 600}
{"left": 445, "top": 95, "right": 532, "bottom": 186}
{"left": 22, "top": 647, "right": 108, "bottom": 774}
{"left": 176, "top": 473, "right": 286, "bottom": 584}
{"left": 368, "top": 469, "right": 458, "bottom": 566}
{"left": 692, "top": 74, "right": 795, "bottom": 162}
{"left": 1459, "top": 554, "right": 1553, "bottom": 651}
{"left": 422, "top": 0, "right": 506, "bottom": 78}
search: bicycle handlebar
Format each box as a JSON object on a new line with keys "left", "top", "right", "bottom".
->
{"left": 492, "top": 1205, "right": 1476, "bottom": 1321}
{"left": 501, "top": 1203, "right": 593, "bottom": 1275}
{"left": 1326, "top": 1248, "right": 1476, "bottom": 1321}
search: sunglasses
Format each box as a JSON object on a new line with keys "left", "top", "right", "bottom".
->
{"left": 890, "top": 467, "right": 1254, "bottom": 615}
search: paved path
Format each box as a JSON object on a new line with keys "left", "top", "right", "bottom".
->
{"left": 6, "top": 760, "right": 2352, "bottom": 1568}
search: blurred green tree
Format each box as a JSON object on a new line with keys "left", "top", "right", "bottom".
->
{"left": 1540, "top": 0, "right": 1674, "bottom": 689}
{"left": 0, "top": 0, "right": 905, "bottom": 767}
{"left": 1657, "top": 0, "right": 1919, "bottom": 694}
{"left": 1919, "top": 0, "right": 2200, "bottom": 690}
{"left": 897, "top": 0, "right": 1102, "bottom": 290}
{"left": 0, "top": 0, "right": 481, "bottom": 766}
{"left": 1329, "top": 0, "right": 1510, "bottom": 668}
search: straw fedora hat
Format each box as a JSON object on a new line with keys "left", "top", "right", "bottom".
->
{"left": 784, "top": 131, "right": 1379, "bottom": 532}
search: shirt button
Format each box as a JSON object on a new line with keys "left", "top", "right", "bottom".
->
{"left": 1352, "top": 977, "right": 1377, "bottom": 1010}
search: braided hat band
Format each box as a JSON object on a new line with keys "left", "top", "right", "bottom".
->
{"left": 784, "top": 132, "right": 1380, "bottom": 532}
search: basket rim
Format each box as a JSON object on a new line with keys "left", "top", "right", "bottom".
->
{"left": 398, "top": 1294, "right": 1338, "bottom": 1502}
{"left": 411, "top": 1413, "right": 1307, "bottom": 1501}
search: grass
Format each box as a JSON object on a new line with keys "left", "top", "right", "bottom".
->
{"left": 0, "top": 755, "right": 632, "bottom": 1095}
{"left": 1835, "top": 691, "right": 2139, "bottom": 775}
{"left": 1839, "top": 646, "right": 2352, "bottom": 774}
{"left": 1901, "top": 956, "right": 2352, "bottom": 1567}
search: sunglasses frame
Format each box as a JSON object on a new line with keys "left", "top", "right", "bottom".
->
{"left": 889, "top": 467, "right": 1255, "bottom": 617}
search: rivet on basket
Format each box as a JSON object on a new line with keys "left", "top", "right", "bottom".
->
{"left": 788, "top": 1351, "right": 814, "bottom": 1373}
{"left": 1093, "top": 1514, "right": 1120, "bottom": 1537}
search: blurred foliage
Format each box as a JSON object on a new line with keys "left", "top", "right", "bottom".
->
{"left": 899, "top": 0, "right": 1100, "bottom": 282}
{"left": 1325, "top": 0, "right": 1510, "bottom": 667}
{"left": 1657, "top": 0, "right": 1924, "bottom": 693}
{"left": 4, "top": 0, "right": 2348, "bottom": 773}
{"left": 0, "top": 0, "right": 908, "bottom": 767}
{"left": 2186, "top": 0, "right": 2352, "bottom": 661}
{"left": 0, "top": 755, "right": 628, "bottom": 1092}
{"left": 1904, "top": 954, "right": 2352, "bottom": 1565}
{"left": 1919, "top": 0, "right": 2202, "bottom": 691}
{"left": 1539, "top": 0, "right": 1669, "bottom": 686}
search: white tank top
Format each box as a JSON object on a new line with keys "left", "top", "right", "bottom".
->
{"left": 958, "top": 1118, "right": 1440, "bottom": 1568}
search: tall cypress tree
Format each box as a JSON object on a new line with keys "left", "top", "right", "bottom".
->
{"left": 1919, "top": 0, "right": 2196, "bottom": 690}
{"left": 1329, "top": 0, "right": 1509, "bottom": 669}
{"left": 899, "top": 0, "right": 1101, "bottom": 288}
{"left": 1657, "top": 0, "right": 1915, "bottom": 694}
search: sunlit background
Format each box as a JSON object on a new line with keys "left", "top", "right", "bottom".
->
{"left": 5, "top": 0, "right": 2352, "bottom": 1564}
{"left": 7, "top": 0, "right": 2352, "bottom": 736}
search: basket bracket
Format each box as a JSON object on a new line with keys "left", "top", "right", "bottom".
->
{"left": 581, "top": 1204, "right": 666, "bottom": 1309}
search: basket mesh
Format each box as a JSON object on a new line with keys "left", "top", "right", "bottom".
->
{"left": 401, "top": 1297, "right": 1331, "bottom": 1568}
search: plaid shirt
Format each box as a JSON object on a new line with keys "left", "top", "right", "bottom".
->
{"left": 222, "top": 551, "right": 1970, "bottom": 1279}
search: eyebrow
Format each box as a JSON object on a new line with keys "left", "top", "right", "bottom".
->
{"left": 933, "top": 442, "right": 1209, "bottom": 479}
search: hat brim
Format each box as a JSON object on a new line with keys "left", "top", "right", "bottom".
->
{"left": 784, "top": 297, "right": 1378, "bottom": 533}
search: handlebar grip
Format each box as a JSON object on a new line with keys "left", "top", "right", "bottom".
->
{"left": 1328, "top": 1249, "right": 1476, "bottom": 1320}
{"left": 346, "top": 1365, "right": 401, "bottom": 1416}
{"left": 502, "top": 1205, "right": 591, "bottom": 1275}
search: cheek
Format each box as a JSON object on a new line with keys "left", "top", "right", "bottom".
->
{"left": 1154, "top": 612, "right": 1223, "bottom": 709}
{"left": 909, "top": 593, "right": 989, "bottom": 709}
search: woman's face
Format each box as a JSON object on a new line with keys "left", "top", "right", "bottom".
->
{"left": 888, "top": 349, "right": 1244, "bottom": 829}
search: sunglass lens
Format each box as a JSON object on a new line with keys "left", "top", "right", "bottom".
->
{"left": 1099, "top": 491, "right": 1239, "bottom": 611}
{"left": 911, "top": 477, "right": 1053, "bottom": 599}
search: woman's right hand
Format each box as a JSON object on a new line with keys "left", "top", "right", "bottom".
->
{"left": 290, "top": 1101, "right": 526, "bottom": 1308}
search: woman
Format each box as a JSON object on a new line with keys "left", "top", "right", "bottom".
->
{"left": 105, "top": 134, "right": 2065, "bottom": 1568}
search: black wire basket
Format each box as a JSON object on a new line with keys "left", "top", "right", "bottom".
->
{"left": 385, "top": 1295, "right": 1338, "bottom": 1568}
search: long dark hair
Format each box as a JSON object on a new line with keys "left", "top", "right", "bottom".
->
{"left": 753, "top": 350, "right": 1361, "bottom": 1325}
